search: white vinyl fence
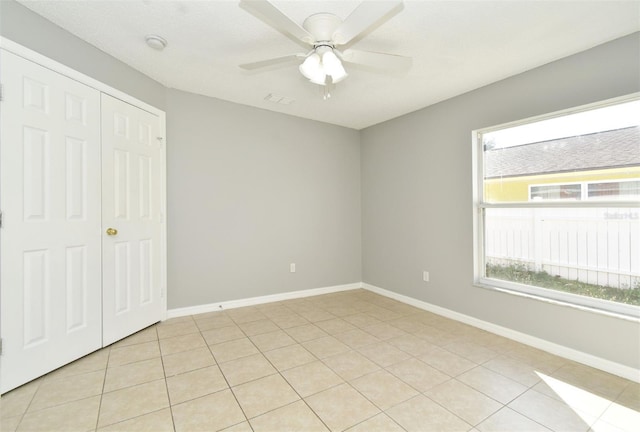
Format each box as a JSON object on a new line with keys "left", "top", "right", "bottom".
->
{"left": 485, "top": 207, "right": 640, "bottom": 289}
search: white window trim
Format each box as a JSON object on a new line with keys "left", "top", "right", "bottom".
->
{"left": 472, "top": 93, "right": 640, "bottom": 319}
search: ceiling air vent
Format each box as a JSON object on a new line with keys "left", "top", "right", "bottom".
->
{"left": 264, "top": 93, "right": 295, "bottom": 105}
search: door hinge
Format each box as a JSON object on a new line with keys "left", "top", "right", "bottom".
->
{"left": 0, "top": 211, "right": 3, "bottom": 228}
{"left": 157, "top": 137, "right": 164, "bottom": 149}
{"left": 0, "top": 338, "right": 3, "bottom": 355}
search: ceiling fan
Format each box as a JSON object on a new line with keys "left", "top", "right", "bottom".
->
{"left": 239, "top": 0, "right": 412, "bottom": 96}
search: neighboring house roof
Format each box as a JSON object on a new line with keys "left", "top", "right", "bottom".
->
{"left": 484, "top": 126, "right": 640, "bottom": 179}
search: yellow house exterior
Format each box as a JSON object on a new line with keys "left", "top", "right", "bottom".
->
{"left": 485, "top": 166, "right": 640, "bottom": 203}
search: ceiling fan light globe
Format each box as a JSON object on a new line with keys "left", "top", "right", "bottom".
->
{"left": 331, "top": 69, "right": 348, "bottom": 84}
{"left": 309, "top": 73, "right": 327, "bottom": 85}
{"left": 298, "top": 53, "right": 321, "bottom": 80}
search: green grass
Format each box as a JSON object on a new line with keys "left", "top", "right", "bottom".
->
{"left": 486, "top": 263, "right": 640, "bottom": 306}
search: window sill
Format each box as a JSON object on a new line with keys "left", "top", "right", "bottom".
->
{"left": 474, "top": 280, "right": 640, "bottom": 323}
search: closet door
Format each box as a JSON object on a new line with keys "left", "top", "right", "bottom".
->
{"left": 101, "top": 94, "right": 164, "bottom": 346}
{"left": 0, "top": 50, "right": 102, "bottom": 393}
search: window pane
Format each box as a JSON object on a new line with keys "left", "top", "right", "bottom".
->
{"left": 530, "top": 184, "right": 581, "bottom": 201}
{"left": 588, "top": 180, "right": 640, "bottom": 200}
{"left": 484, "top": 207, "right": 640, "bottom": 306}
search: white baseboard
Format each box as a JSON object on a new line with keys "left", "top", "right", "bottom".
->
{"left": 362, "top": 283, "right": 640, "bottom": 383}
{"left": 166, "top": 282, "right": 362, "bottom": 319}
{"left": 167, "top": 280, "right": 638, "bottom": 382}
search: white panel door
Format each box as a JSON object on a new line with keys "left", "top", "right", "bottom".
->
{"left": 0, "top": 50, "right": 102, "bottom": 393}
{"left": 101, "top": 94, "right": 164, "bottom": 346}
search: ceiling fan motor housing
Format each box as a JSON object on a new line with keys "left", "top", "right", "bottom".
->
{"left": 302, "top": 13, "right": 343, "bottom": 45}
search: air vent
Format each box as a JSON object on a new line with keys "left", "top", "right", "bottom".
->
{"left": 264, "top": 93, "right": 295, "bottom": 105}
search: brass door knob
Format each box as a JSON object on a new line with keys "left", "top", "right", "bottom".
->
{"left": 106, "top": 228, "right": 118, "bottom": 236}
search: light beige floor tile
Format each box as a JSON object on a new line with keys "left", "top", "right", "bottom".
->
{"left": 46, "top": 349, "right": 110, "bottom": 379}
{"left": 589, "top": 418, "right": 628, "bottom": 432}
{"left": 508, "top": 388, "right": 595, "bottom": 432}
{"left": 109, "top": 341, "right": 161, "bottom": 368}
{"left": 156, "top": 321, "right": 199, "bottom": 340}
{"left": 194, "top": 314, "right": 235, "bottom": 331}
{"left": 98, "top": 379, "right": 169, "bottom": 428}
{"left": 476, "top": 407, "right": 551, "bottom": 432}
{"left": 352, "top": 369, "right": 419, "bottom": 410}
{"left": 418, "top": 346, "right": 478, "bottom": 377}
{"left": 346, "top": 413, "right": 404, "bottom": 432}
{"left": 458, "top": 366, "right": 528, "bottom": 404}
{"left": 357, "top": 342, "right": 412, "bottom": 367}
{"left": 333, "top": 328, "right": 380, "bottom": 349}
{"left": 159, "top": 332, "right": 206, "bottom": 356}
{"left": 531, "top": 373, "right": 611, "bottom": 418}
{"left": 0, "top": 414, "right": 21, "bottom": 432}
{"left": 298, "top": 309, "right": 336, "bottom": 323}
{"left": 282, "top": 361, "right": 344, "bottom": 397}
{"left": 162, "top": 346, "right": 216, "bottom": 377}
{"left": 315, "top": 318, "right": 357, "bottom": 335}
{"left": 209, "top": 338, "right": 259, "bottom": 363}
{"left": 270, "top": 313, "right": 309, "bottom": 329}
{"left": 29, "top": 370, "right": 104, "bottom": 412}
{"left": 221, "top": 421, "right": 253, "bottom": 431}
{"left": 172, "top": 389, "right": 246, "bottom": 432}
{"left": 387, "top": 334, "right": 436, "bottom": 356}
{"left": 483, "top": 355, "right": 543, "bottom": 387}
{"left": 98, "top": 407, "right": 174, "bottom": 432}
{"left": 594, "top": 402, "right": 640, "bottom": 432}
{"left": 201, "top": 325, "right": 245, "bottom": 345}
{"left": 18, "top": 395, "right": 100, "bottom": 432}
{"left": 616, "top": 382, "right": 640, "bottom": 410}
{"left": 232, "top": 374, "right": 300, "bottom": 419}
{"left": 303, "top": 336, "right": 351, "bottom": 359}
{"left": 257, "top": 304, "right": 294, "bottom": 318}
{"left": 444, "top": 341, "right": 499, "bottom": 364}
{"left": 322, "top": 350, "right": 380, "bottom": 381}
{"left": 553, "top": 362, "right": 630, "bottom": 401}
{"left": 238, "top": 319, "right": 279, "bottom": 336}
{"left": 506, "top": 344, "right": 567, "bottom": 373}
{"left": 285, "top": 324, "right": 329, "bottom": 343}
{"left": 426, "top": 379, "right": 502, "bottom": 426}
{"left": 305, "top": 383, "right": 380, "bottom": 431}
{"left": 0, "top": 377, "right": 42, "bottom": 418}
{"left": 104, "top": 357, "right": 164, "bottom": 393}
{"left": 362, "top": 322, "right": 407, "bottom": 340}
{"left": 250, "top": 400, "right": 329, "bottom": 432}
{"left": 263, "top": 344, "right": 317, "bottom": 371}
{"left": 250, "top": 330, "right": 296, "bottom": 351}
{"left": 218, "top": 353, "right": 276, "bottom": 386}
{"left": 386, "top": 357, "right": 450, "bottom": 392}
{"left": 386, "top": 394, "right": 472, "bottom": 432}
{"left": 343, "top": 313, "right": 382, "bottom": 329}
{"left": 166, "top": 365, "right": 228, "bottom": 405}
{"left": 226, "top": 308, "right": 267, "bottom": 324}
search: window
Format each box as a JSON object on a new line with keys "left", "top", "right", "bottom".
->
{"left": 474, "top": 95, "right": 640, "bottom": 317}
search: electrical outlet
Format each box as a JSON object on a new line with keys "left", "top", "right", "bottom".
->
{"left": 423, "top": 271, "right": 430, "bottom": 282}
{"left": 290, "top": 263, "right": 296, "bottom": 273}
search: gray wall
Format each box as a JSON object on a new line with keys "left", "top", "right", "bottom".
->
{"left": 361, "top": 33, "right": 640, "bottom": 369}
{"left": 0, "top": 0, "right": 166, "bottom": 110}
{"left": 166, "top": 89, "right": 361, "bottom": 309}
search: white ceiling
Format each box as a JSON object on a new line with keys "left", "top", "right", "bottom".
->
{"left": 17, "top": 0, "right": 640, "bottom": 130}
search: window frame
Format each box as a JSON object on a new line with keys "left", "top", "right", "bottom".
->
{"left": 472, "top": 93, "right": 640, "bottom": 318}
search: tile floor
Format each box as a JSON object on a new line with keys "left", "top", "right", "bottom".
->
{"left": 1, "top": 289, "right": 638, "bottom": 432}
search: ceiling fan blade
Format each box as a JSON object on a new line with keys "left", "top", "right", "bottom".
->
{"left": 341, "top": 49, "right": 412, "bottom": 72}
{"left": 239, "top": 54, "right": 304, "bottom": 71}
{"left": 239, "top": 0, "right": 314, "bottom": 45}
{"left": 332, "top": 0, "right": 403, "bottom": 46}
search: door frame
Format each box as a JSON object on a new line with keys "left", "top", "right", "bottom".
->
{"left": 0, "top": 38, "right": 167, "bottom": 380}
